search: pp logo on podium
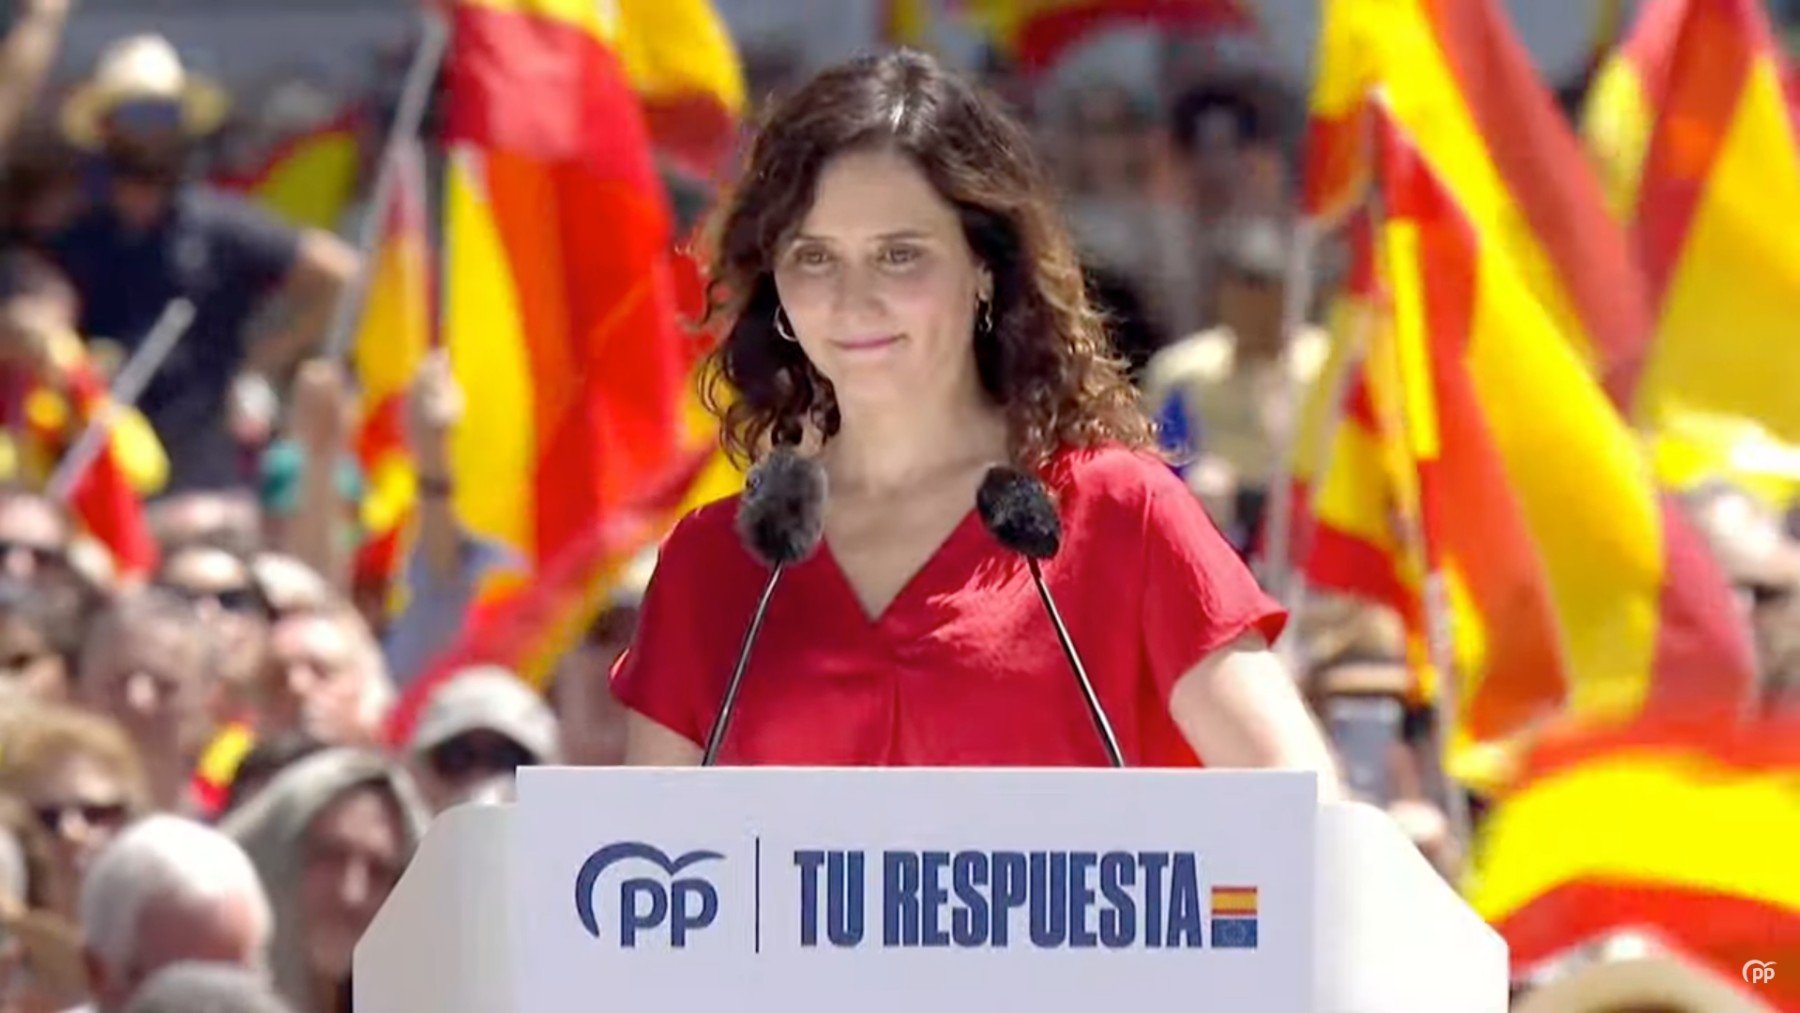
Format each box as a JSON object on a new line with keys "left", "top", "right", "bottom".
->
{"left": 574, "top": 842, "right": 723, "bottom": 947}
{"left": 1744, "top": 960, "right": 1776, "bottom": 986}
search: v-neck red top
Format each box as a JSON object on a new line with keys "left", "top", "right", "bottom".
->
{"left": 611, "top": 444, "right": 1287, "bottom": 767}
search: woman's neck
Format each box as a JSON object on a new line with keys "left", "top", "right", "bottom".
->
{"left": 825, "top": 393, "right": 1008, "bottom": 499}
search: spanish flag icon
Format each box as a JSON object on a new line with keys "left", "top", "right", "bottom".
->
{"left": 1211, "top": 886, "right": 1258, "bottom": 949}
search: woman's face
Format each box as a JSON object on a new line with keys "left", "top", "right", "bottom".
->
{"left": 20, "top": 754, "right": 133, "bottom": 917}
{"left": 300, "top": 786, "right": 406, "bottom": 984}
{"left": 772, "top": 147, "right": 991, "bottom": 416}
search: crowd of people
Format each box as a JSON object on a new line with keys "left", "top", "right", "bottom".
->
{"left": 0, "top": 3, "right": 1789, "bottom": 1012}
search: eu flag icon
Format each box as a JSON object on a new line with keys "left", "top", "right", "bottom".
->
{"left": 1211, "top": 917, "right": 1258, "bottom": 949}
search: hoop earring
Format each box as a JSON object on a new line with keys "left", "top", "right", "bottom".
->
{"left": 774, "top": 306, "right": 799, "bottom": 343}
{"left": 977, "top": 297, "right": 994, "bottom": 336}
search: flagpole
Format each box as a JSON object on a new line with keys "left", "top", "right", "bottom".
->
{"left": 323, "top": 11, "right": 451, "bottom": 362}
{"left": 46, "top": 298, "right": 196, "bottom": 503}
{"left": 1258, "top": 216, "right": 1317, "bottom": 606}
{"left": 1272, "top": 288, "right": 1370, "bottom": 676}
{"left": 1364, "top": 95, "right": 1474, "bottom": 856}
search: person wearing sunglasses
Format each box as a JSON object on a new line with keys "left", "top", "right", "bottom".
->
{"left": 0, "top": 489, "right": 72, "bottom": 587}
{"left": 404, "top": 665, "right": 560, "bottom": 815}
{"left": 154, "top": 543, "right": 272, "bottom": 723}
{"left": 47, "top": 34, "right": 359, "bottom": 495}
{"left": 0, "top": 703, "right": 147, "bottom": 926}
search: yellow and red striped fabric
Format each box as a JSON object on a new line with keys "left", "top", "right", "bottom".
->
{"left": 350, "top": 139, "right": 433, "bottom": 590}
{"left": 1306, "top": 0, "right": 1650, "bottom": 397}
{"left": 1468, "top": 716, "right": 1800, "bottom": 1009}
{"left": 1584, "top": 0, "right": 1800, "bottom": 452}
{"left": 1299, "top": 102, "right": 1755, "bottom": 787}
{"left": 379, "top": 0, "right": 716, "bottom": 734}
{"left": 57, "top": 359, "right": 158, "bottom": 577}
{"left": 616, "top": 0, "right": 745, "bottom": 177}
{"left": 3, "top": 339, "right": 165, "bottom": 578}
{"left": 215, "top": 113, "right": 363, "bottom": 232}
{"left": 442, "top": 0, "right": 688, "bottom": 572}
{"left": 968, "top": 0, "right": 1255, "bottom": 73}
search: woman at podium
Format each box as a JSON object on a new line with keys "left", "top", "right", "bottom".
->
{"left": 612, "top": 49, "right": 1338, "bottom": 785}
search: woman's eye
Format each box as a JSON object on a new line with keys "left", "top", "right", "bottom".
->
{"left": 792, "top": 246, "right": 832, "bottom": 269}
{"left": 880, "top": 245, "right": 921, "bottom": 266}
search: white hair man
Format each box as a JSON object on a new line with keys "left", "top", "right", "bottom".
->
{"left": 76, "top": 815, "right": 272, "bottom": 1012}
{"left": 123, "top": 961, "right": 295, "bottom": 1013}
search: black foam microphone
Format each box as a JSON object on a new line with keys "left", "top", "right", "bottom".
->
{"left": 977, "top": 466, "right": 1126, "bottom": 768}
{"left": 701, "top": 447, "right": 828, "bottom": 765}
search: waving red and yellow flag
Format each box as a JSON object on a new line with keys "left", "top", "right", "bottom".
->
{"left": 350, "top": 139, "right": 433, "bottom": 589}
{"left": 1297, "top": 102, "right": 1755, "bottom": 787}
{"left": 616, "top": 0, "right": 745, "bottom": 177}
{"left": 968, "top": 0, "right": 1255, "bottom": 73}
{"left": 381, "top": 0, "right": 723, "bottom": 731}
{"left": 1469, "top": 716, "right": 1800, "bottom": 1008}
{"left": 215, "top": 113, "right": 363, "bottom": 232}
{"left": 1584, "top": 0, "right": 1800, "bottom": 451}
{"left": 1306, "top": 0, "right": 1650, "bottom": 397}
{"left": 442, "top": 0, "right": 689, "bottom": 572}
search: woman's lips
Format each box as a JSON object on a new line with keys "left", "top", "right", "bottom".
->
{"left": 834, "top": 333, "right": 903, "bottom": 352}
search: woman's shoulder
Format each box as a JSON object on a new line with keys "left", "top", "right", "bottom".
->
{"left": 1047, "top": 441, "right": 1189, "bottom": 509}
{"left": 662, "top": 493, "right": 750, "bottom": 557}
{"left": 637, "top": 494, "right": 760, "bottom": 590}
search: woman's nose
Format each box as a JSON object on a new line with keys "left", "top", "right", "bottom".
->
{"left": 832, "top": 262, "right": 882, "bottom": 315}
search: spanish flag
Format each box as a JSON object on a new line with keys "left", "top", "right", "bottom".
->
{"left": 1302, "top": 101, "right": 1756, "bottom": 787}
{"left": 382, "top": 0, "right": 707, "bottom": 730}
{"left": 967, "top": 0, "right": 1255, "bottom": 74}
{"left": 616, "top": 0, "right": 745, "bottom": 177}
{"left": 349, "top": 138, "right": 433, "bottom": 591}
{"left": 1584, "top": 0, "right": 1800, "bottom": 457}
{"left": 1, "top": 337, "right": 164, "bottom": 578}
{"left": 215, "top": 113, "right": 363, "bottom": 232}
{"left": 56, "top": 357, "right": 159, "bottom": 577}
{"left": 1468, "top": 716, "right": 1800, "bottom": 1008}
{"left": 1306, "top": 0, "right": 1650, "bottom": 398}
{"left": 442, "top": 0, "right": 689, "bottom": 574}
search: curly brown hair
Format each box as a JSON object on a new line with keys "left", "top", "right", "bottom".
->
{"left": 699, "top": 49, "right": 1154, "bottom": 469}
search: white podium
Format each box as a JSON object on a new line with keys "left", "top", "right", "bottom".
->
{"left": 356, "top": 768, "right": 1507, "bottom": 1012}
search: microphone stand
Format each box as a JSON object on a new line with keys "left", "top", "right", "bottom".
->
{"left": 701, "top": 565, "right": 785, "bottom": 765}
{"left": 1027, "top": 558, "right": 1125, "bottom": 768}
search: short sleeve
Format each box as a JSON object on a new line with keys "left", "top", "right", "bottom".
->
{"left": 200, "top": 193, "right": 301, "bottom": 295}
{"left": 1138, "top": 463, "right": 1288, "bottom": 701}
{"left": 610, "top": 512, "right": 713, "bottom": 745}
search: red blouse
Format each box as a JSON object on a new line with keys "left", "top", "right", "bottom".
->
{"left": 611, "top": 444, "right": 1287, "bottom": 766}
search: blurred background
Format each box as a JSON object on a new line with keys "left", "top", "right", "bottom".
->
{"left": 0, "top": 1, "right": 1795, "bottom": 1011}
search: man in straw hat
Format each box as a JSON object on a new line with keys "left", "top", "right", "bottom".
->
{"left": 49, "top": 33, "right": 358, "bottom": 493}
